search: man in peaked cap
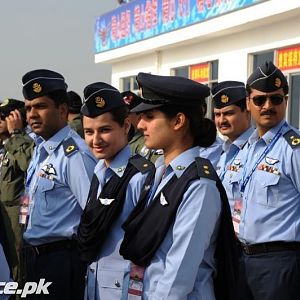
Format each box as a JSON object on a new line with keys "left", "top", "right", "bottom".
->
{"left": 234, "top": 61, "right": 300, "bottom": 300}
{"left": 67, "top": 91, "right": 84, "bottom": 138}
{"left": 212, "top": 81, "right": 253, "bottom": 210}
{"left": 121, "top": 90, "right": 161, "bottom": 163}
{"left": 22, "top": 69, "right": 96, "bottom": 299}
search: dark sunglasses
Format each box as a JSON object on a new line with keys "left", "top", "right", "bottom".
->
{"left": 250, "top": 94, "right": 285, "bottom": 106}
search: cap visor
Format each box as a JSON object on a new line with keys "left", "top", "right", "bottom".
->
{"left": 130, "top": 102, "right": 163, "bottom": 113}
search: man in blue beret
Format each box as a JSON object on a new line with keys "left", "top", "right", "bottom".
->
{"left": 212, "top": 81, "right": 253, "bottom": 211}
{"left": 22, "top": 69, "right": 97, "bottom": 299}
{"left": 235, "top": 61, "right": 300, "bottom": 299}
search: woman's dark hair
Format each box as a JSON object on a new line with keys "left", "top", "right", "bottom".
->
{"left": 109, "top": 105, "right": 133, "bottom": 141}
{"left": 159, "top": 104, "right": 216, "bottom": 148}
{"left": 47, "top": 90, "right": 70, "bottom": 107}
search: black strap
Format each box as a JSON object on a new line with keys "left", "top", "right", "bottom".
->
{"left": 77, "top": 155, "right": 154, "bottom": 263}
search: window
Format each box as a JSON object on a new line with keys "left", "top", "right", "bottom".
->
{"left": 253, "top": 51, "right": 274, "bottom": 70}
{"left": 120, "top": 75, "right": 139, "bottom": 93}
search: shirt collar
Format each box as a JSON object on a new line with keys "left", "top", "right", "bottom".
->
{"left": 166, "top": 146, "right": 200, "bottom": 178}
{"left": 249, "top": 120, "right": 286, "bottom": 145}
{"left": 94, "top": 145, "right": 131, "bottom": 178}
{"left": 223, "top": 126, "right": 254, "bottom": 152}
{"left": 39, "top": 125, "right": 71, "bottom": 155}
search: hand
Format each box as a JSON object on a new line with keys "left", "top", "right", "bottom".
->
{"left": 6, "top": 109, "right": 24, "bottom": 134}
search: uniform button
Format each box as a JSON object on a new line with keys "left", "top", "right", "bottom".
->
{"left": 115, "top": 280, "right": 121, "bottom": 287}
{"left": 49, "top": 146, "right": 53, "bottom": 150}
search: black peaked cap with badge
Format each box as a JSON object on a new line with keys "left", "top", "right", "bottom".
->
{"left": 131, "top": 73, "right": 211, "bottom": 113}
{"left": 22, "top": 69, "right": 67, "bottom": 100}
{"left": 81, "top": 82, "right": 126, "bottom": 118}
{"left": 247, "top": 61, "right": 288, "bottom": 94}
{"left": 121, "top": 91, "right": 143, "bottom": 111}
{"left": 0, "top": 98, "right": 24, "bottom": 115}
{"left": 211, "top": 81, "right": 247, "bottom": 109}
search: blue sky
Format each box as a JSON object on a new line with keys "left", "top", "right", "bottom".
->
{"left": 0, "top": 1, "right": 116, "bottom": 100}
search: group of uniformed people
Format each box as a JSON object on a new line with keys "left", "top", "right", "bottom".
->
{"left": 0, "top": 60, "right": 299, "bottom": 300}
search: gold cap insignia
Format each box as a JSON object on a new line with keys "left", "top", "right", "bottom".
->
{"left": 66, "top": 145, "right": 75, "bottom": 153}
{"left": 221, "top": 95, "right": 229, "bottom": 103}
{"left": 274, "top": 78, "right": 281, "bottom": 88}
{"left": 33, "top": 83, "right": 42, "bottom": 93}
{"left": 95, "top": 96, "right": 106, "bottom": 108}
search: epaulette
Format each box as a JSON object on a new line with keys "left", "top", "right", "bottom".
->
{"left": 130, "top": 154, "right": 154, "bottom": 174}
{"left": 283, "top": 129, "right": 300, "bottom": 149}
{"left": 62, "top": 137, "right": 79, "bottom": 156}
{"left": 195, "top": 157, "right": 218, "bottom": 181}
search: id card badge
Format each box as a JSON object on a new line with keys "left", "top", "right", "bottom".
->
{"left": 128, "top": 263, "right": 145, "bottom": 300}
{"left": 19, "top": 193, "right": 30, "bottom": 225}
{"left": 232, "top": 198, "right": 242, "bottom": 235}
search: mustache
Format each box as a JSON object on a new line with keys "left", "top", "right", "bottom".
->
{"left": 260, "top": 109, "right": 276, "bottom": 116}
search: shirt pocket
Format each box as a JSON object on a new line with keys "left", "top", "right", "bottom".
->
{"left": 38, "top": 177, "right": 55, "bottom": 209}
{"left": 255, "top": 172, "right": 280, "bottom": 207}
{"left": 98, "top": 269, "right": 124, "bottom": 299}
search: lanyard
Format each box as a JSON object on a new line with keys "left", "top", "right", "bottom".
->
{"left": 240, "top": 122, "right": 288, "bottom": 195}
{"left": 219, "top": 146, "right": 240, "bottom": 181}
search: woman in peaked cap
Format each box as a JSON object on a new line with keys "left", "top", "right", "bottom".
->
{"left": 120, "top": 73, "right": 238, "bottom": 300}
{"left": 77, "top": 82, "right": 155, "bottom": 300}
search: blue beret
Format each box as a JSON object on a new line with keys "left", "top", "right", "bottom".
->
{"left": 81, "top": 82, "right": 126, "bottom": 117}
{"left": 131, "top": 73, "right": 210, "bottom": 113}
{"left": 211, "top": 81, "right": 246, "bottom": 109}
{"left": 0, "top": 98, "right": 24, "bottom": 115}
{"left": 22, "top": 69, "right": 67, "bottom": 100}
{"left": 247, "top": 61, "right": 288, "bottom": 94}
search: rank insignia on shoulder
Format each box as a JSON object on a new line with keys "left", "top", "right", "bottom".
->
{"left": 160, "top": 192, "right": 168, "bottom": 206}
{"left": 130, "top": 155, "right": 154, "bottom": 174}
{"left": 283, "top": 129, "right": 300, "bottom": 149}
{"left": 257, "top": 164, "right": 280, "bottom": 175}
{"left": 195, "top": 157, "right": 218, "bottom": 181}
{"left": 63, "top": 138, "right": 79, "bottom": 156}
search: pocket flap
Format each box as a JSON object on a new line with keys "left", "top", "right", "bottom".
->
{"left": 98, "top": 269, "right": 124, "bottom": 289}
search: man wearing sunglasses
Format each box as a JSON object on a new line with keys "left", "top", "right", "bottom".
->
{"left": 0, "top": 98, "right": 34, "bottom": 285}
{"left": 235, "top": 61, "right": 300, "bottom": 300}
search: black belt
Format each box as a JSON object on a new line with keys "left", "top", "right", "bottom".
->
{"left": 31, "top": 239, "right": 77, "bottom": 256}
{"left": 240, "top": 241, "right": 300, "bottom": 255}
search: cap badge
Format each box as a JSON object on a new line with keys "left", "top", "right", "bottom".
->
{"left": 274, "top": 78, "right": 281, "bottom": 88}
{"left": 0, "top": 99, "right": 9, "bottom": 107}
{"left": 32, "top": 83, "right": 42, "bottom": 93}
{"left": 221, "top": 95, "right": 229, "bottom": 103}
{"left": 95, "top": 96, "right": 105, "bottom": 108}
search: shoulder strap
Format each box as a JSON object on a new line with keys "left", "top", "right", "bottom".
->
{"left": 195, "top": 157, "right": 218, "bottom": 181}
{"left": 283, "top": 129, "right": 300, "bottom": 149}
{"left": 62, "top": 137, "right": 79, "bottom": 156}
{"left": 129, "top": 154, "right": 154, "bottom": 174}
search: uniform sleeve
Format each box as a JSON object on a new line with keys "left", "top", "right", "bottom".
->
{"left": 66, "top": 152, "right": 96, "bottom": 209}
{"left": 4, "top": 133, "right": 34, "bottom": 171}
{"left": 289, "top": 147, "right": 300, "bottom": 193}
{"left": 152, "top": 178, "right": 221, "bottom": 300}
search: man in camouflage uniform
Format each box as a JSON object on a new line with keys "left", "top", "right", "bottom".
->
{"left": 0, "top": 98, "right": 34, "bottom": 284}
{"left": 67, "top": 91, "right": 84, "bottom": 138}
{"left": 121, "top": 90, "right": 162, "bottom": 163}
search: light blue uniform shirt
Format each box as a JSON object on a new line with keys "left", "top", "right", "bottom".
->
{"left": 23, "top": 126, "right": 96, "bottom": 245}
{"left": 199, "top": 137, "right": 223, "bottom": 169}
{"left": 85, "top": 146, "right": 152, "bottom": 300}
{"left": 216, "top": 127, "right": 254, "bottom": 211}
{"left": 238, "top": 120, "right": 300, "bottom": 244}
{"left": 143, "top": 147, "right": 221, "bottom": 300}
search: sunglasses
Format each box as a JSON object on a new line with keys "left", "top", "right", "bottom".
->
{"left": 250, "top": 95, "right": 285, "bottom": 106}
